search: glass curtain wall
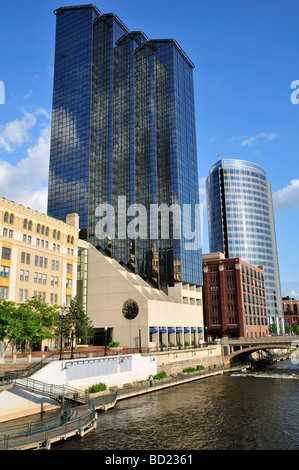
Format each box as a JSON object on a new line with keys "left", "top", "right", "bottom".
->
{"left": 48, "top": 6, "right": 202, "bottom": 291}
{"left": 206, "top": 159, "right": 283, "bottom": 331}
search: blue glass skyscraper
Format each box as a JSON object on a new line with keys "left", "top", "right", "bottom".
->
{"left": 47, "top": 4, "right": 202, "bottom": 292}
{"left": 206, "top": 159, "right": 283, "bottom": 333}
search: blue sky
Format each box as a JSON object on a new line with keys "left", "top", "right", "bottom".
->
{"left": 0, "top": 0, "right": 298, "bottom": 297}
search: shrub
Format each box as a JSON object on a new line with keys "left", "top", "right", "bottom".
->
{"left": 86, "top": 382, "right": 107, "bottom": 393}
{"left": 153, "top": 371, "right": 167, "bottom": 380}
{"left": 196, "top": 365, "right": 204, "bottom": 370}
{"left": 183, "top": 367, "right": 196, "bottom": 373}
{"left": 108, "top": 341, "right": 120, "bottom": 347}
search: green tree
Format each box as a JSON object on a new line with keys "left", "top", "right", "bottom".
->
{"left": 64, "top": 297, "right": 94, "bottom": 346}
{"left": 291, "top": 322, "right": 299, "bottom": 335}
{"left": 269, "top": 323, "right": 277, "bottom": 335}
{"left": 0, "top": 300, "right": 20, "bottom": 354}
{"left": 22, "top": 296, "right": 60, "bottom": 351}
{"left": 0, "top": 297, "right": 60, "bottom": 354}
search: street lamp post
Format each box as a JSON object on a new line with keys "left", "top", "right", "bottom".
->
{"left": 104, "top": 328, "right": 108, "bottom": 356}
{"left": 59, "top": 306, "right": 66, "bottom": 361}
{"left": 70, "top": 325, "right": 75, "bottom": 359}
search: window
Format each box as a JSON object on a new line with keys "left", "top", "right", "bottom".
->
{"left": 66, "top": 279, "right": 72, "bottom": 289}
{"left": 9, "top": 214, "right": 14, "bottom": 225}
{"left": 4, "top": 212, "right": 8, "bottom": 223}
{"left": 3, "top": 228, "right": 7, "bottom": 237}
{"left": 38, "top": 273, "right": 42, "bottom": 284}
{"left": 0, "top": 266, "right": 10, "bottom": 278}
{"left": 20, "top": 269, "right": 24, "bottom": 281}
{"left": 0, "top": 286, "right": 8, "bottom": 299}
{"left": 43, "top": 274, "right": 47, "bottom": 285}
{"left": 26, "top": 253, "right": 30, "bottom": 265}
{"left": 23, "top": 219, "right": 28, "bottom": 230}
{"left": 19, "top": 289, "right": 23, "bottom": 302}
{"left": 67, "top": 264, "right": 73, "bottom": 274}
{"left": 24, "top": 290, "right": 28, "bottom": 301}
{"left": 28, "top": 221, "right": 32, "bottom": 231}
{"left": 34, "top": 272, "right": 38, "bottom": 283}
{"left": 35, "top": 255, "right": 39, "bottom": 267}
{"left": 2, "top": 247, "right": 11, "bottom": 260}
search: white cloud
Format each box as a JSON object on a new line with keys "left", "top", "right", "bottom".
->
{"left": 0, "top": 112, "right": 37, "bottom": 152}
{"left": 286, "top": 290, "right": 299, "bottom": 299}
{"left": 273, "top": 179, "right": 299, "bottom": 213}
{"left": 0, "top": 110, "right": 51, "bottom": 213}
{"left": 240, "top": 132, "right": 278, "bottom": 146}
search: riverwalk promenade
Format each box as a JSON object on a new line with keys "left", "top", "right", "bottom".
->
{"left": 0, "top": 345, "right": 297, "bottom": 450}
{"left": 0, "top": 361, "right": 250, "bottom": 450}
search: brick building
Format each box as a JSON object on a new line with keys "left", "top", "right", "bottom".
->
{"left": 203, "top": 253, "right": 269, "bottom": 339}
{"left": 282, "top": 297, "right": 299, "bottom": 329}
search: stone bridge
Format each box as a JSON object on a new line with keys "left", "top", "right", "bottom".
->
{"left": 220, "top": 336, "right": 299, "bottom": 365}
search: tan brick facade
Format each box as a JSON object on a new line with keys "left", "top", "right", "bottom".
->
{"left": 0, "top": 197, "right": 79, "bottom": 309}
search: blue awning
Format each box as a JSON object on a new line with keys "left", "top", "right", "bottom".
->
{"left": 198, "top": 328, "right": 203, "bottom": 333}
{"left": 176, "top": 328, "right": 182, "bottom": 333}
{"left": 184, "top": 328, "right": 190, "bottom": 333}
{"left": 159, "top": 328, "right": 167, "bottom": 333}
{"left": 149, "top": 328, "right": 158, "bottom": 333}
{"left": 168, "top": 328, "right": 175, "bottom": 333}
{"left": 191, "top": 328, "right": 196, "bottom": 333}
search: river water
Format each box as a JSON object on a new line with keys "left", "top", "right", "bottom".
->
{"left": 52, "top": 359, "right": 299, "bottom": 451}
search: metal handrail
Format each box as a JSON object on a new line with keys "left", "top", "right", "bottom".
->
{"left": 0, "top": 391, "right": 119, "bottom": 450}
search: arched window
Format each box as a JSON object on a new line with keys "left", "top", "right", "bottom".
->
{"left": 9, "top": 213, "right": 14, "bottom": 225}
{"left": 23, "top": 219, "right": 28, "bottom": 230}
{"left": 71, "top": 236, "right": 74, "bottom": 245}
{"left": 57, "top": 231, "right": 60, "bottom": 240}
{"left": 67, "top": 235, "right": 70, "bottom": 243}
{"left": 41, "top": 225, "right": 45, "bottom": 235}
{"left": 4, "top": 212, "right": 8, "bottom": 223}
{"left": 28, "top": 221, "right": 32, "bottom": 231}
{"left": 53, "top": 229, "right": 56, "bottom": 239}
{"left": 294, "top": 304, "right": 298, "bottom": 314}
{"left": 45, "top": 227, "right": 49, "bottom": 237}
{"left": 37, "top": 224, "right": 40, "bottom": 234}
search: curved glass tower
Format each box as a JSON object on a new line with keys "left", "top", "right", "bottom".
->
{"left": 206, "top": 159, "right": 283, "bottom": 333}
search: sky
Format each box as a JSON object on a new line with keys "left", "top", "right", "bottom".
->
{"left": 0, "top": 0, "right": 298, "bottom": 298}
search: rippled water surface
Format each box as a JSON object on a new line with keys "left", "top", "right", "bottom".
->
{"left": 52, "top": 359, "right": 299, "bottom": 451}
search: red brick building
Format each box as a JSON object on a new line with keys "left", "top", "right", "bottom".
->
{"left": 203, "top": 253, "right": 269, "bottom": 339}
{"left": 282, "top": 297, "right": 299, "bottom": 329}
